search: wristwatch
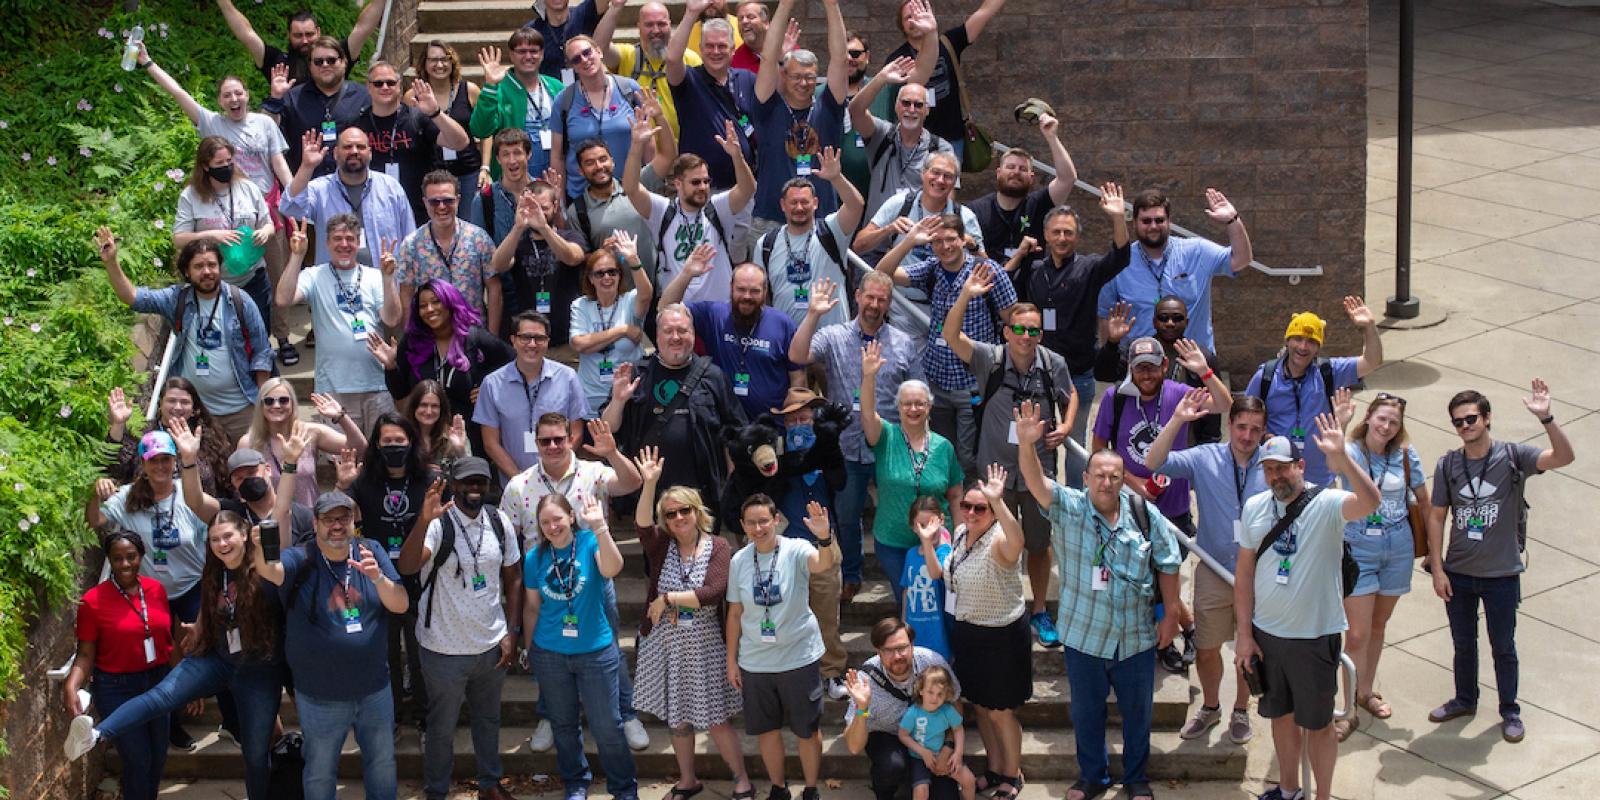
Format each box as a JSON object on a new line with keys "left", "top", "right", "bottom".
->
{"left": 1540, "top": 414, "right": 1555, "bottom": 425}
{"left": 815, "top": 537, "right": 835, "bottom": 548}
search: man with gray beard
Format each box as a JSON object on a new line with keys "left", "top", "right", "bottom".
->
{"left": 594, "top": 0, "right": 700, "bottom": 137}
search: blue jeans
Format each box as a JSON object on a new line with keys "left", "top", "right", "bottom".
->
{"left": 239, "top": 267, "right": 274, "bottom": 349}
{"left": 531, "top": 642, "right": 639, "bottom": 800}
{"left": 1062, "top": 645, "right": 1156, "bottom": 789}
{"left": 877, "top": 541, "right": 911, "bottom": 610}
{"left": 1065, "top": 372, "right": 1097, "bottom": 489}
{"left": 164, "top": 585, "right": 241, "bottom": 741}
{"left": 836, "top": 459, "right": 876, "bottom": 584}
{"left": 420, "top": 646, "right": 506, "bottom": 799}
{"left": 97, "top": 654, "right": 283, "bottom": 800}
{"left": 296, "top": 684, "right": 398, "bottom": 800}
{"left": 536, "top": 579, "right": 636, "bottom": 722}
{"left": 94, "top": 667, "right": 170, "bottom": 800}
{"left": 1444, "top": 571, "right": 1521, "bottom": 717}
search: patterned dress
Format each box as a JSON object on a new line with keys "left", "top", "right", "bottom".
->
{"left": 633, "top": 530, "right": 742, "bottom": 729}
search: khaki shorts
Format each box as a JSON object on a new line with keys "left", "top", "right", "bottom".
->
{"left": 1191, "top": 566, "right": 1236, "bottom": 651}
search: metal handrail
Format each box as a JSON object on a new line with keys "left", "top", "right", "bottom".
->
{"left": 988, "top": 143, "right": 1324, "bottom": 284}
{"left": 371, "top": 0, "right": 399, "bottom": 67}
{"left": 144, "top": 332, "right": 177, "bottom": 423}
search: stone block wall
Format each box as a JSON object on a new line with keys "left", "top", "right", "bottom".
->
{"left": 800, "top": 0, "right": 1370, "bottom": 379}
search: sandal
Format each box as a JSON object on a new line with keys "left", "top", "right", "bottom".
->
{"left": 976, "top": 771, "right": 1005, "bottom": 797}
{"left": 991, "top": 773, "right": 1022, "bottom": 800}
{"left": 1065, "top": 779, "right": 1110, "bottom": 800}
{"left": 1124, "top": 780, "right": 1154, "bottom": 800}
{"left": 1359, "top": 692, "right": 1393, "bottom": 719}
{"left": 664, "top": 784, "right": 704, "bottom": 800}
{"left": 1334, "top": 712, "right": 1359, "bottom": 743}
{"left": 731, "top": 785, "right": 755, "bottom": 800}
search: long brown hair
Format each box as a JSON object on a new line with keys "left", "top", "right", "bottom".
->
{"left": 161, "top": 376, "right": 232, "bottom": 486}
{"left": 1350, "top": 395, "right": 1410, "bottom": 457}
{"left": 190, "top": 136, "right": 239, "bottom": 203}
{"left": 400, "top": 380, "right": 453, "bottom": 460}
{"left": 189, "top": 511, "right": 277, "bottom": 659}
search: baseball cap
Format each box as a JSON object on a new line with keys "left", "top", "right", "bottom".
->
{"left": 1259, "top": 435, "right": 1303, "bottom": 463}
{"left": 1127, "top": 337, "right": 1165, "bottom": 369}
{"left": 452, "top": 456, "right": 493, "bottom": 480}
{"left": 314, "top": 490, "right": 357, "bottom": 516}
{"left": 138, "top": 431, "right": 177, "bottom": 461}
{"left": 1284, "top": 312, "right": 1326, "bottom": 345}
{"left": 227, "top": 448, "right": 267, "bottom": 473}
{"left": 770, "top": 387, "right": 825, "bottom": 416}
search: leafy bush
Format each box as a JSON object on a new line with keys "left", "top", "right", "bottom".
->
{"left": 0, "top": 0, "right": 361, "bottom": 779}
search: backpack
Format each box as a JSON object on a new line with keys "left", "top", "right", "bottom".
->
{"left": 654, "top": 200, "right": 730, "bottom": 271}
{"left": 1442, "top": 441, "right": 1531, "bottom": 555}
{"left": 172, "top": 283, "right": 254, "bottom": 360}
{"left": 1122, "top": 490, "right": 1163, "bottom": 606}
{"left": 1253, "top": 486, "right": 1360, "bottom": 597}
{"left": 973, "top": 347, "right": 1061, "bottom": 450}
{"left": 1252, "top": 356, "right": 1337, "bottom": 420}
{"left": 420, "top": 506, "right": 511, "bottom": 629}
{"left": 267, "top": 730, "right": 305, "bottom": 800}
{"left": 757, "top": 221, "right": 853, "bottom": 314}
{"left": 479, "top": 182, "right": 499, "bottom": 241}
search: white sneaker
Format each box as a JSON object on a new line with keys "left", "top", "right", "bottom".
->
{"left": 624, "top": 717, "right": 650, "bottom": 750}
{"left": 528, "top": 719, "right": 554, "bottom": 752}
{"left": 825, "top": 676, "right": 849, "bottom": 701}
{"left": 64, "top": 715, "right": 100, "bottom": 761}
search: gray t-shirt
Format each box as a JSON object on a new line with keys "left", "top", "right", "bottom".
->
{"left": 195, "top": 109, "right": 289, "bottom": 195}
{"left": 1241, "top": 487, "right": 1353, "bottom": 639}
{"left": 727, "top": 536, "right": 823, "bottom": 673}
{"left": 842, "top": 646, "right": 959, "bottom": 735}
{"left": 969, "top": 341, "right": 1074, "bottom": 489}
{"left": 100, "top": 483, "right": 210, "bottom": 600}
{"left": 756, "top": 213, "right": 851, "bottom": 329}
{"left": 1431, "top": 441, "right": 1542, "bottom": 579}
{"left": 563, "top": 180, "right": 657, "bottom": 276}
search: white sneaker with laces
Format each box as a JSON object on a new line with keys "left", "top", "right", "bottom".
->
{"left": 65, "top": 715, "right": 100, "bottom": 761}
{"left": 825, "top": 676, "right": 849, "bottom": 701}
{"left": 528, "top": 719, "right": 554, "bottom": 752}
{"left": 624, "top": 717, "right": 650, "bottom": 750}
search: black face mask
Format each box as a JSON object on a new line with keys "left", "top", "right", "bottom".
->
{"left": 206, "top": 164, "right": 234, "bottom": 184}
{"left": 455, "top": 492, "right": 485, "bottom": 516}
{"left": 236, "top": 476, "right": 269, "bottom": 503}
{"left": 380, "top": 444, "right": 410, "bottom": 469}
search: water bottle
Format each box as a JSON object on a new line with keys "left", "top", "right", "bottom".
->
{"left": 120, "top": 25, "right": 143, "bottom": 71}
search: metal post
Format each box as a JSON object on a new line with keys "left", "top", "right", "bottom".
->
{"left": 1387, "top": 0, "right": 1421, "bottom": 319}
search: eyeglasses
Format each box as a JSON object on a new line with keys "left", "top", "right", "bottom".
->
{"left": 425, "top": 196, "right": 459, "bottom": 207}
{"left": 1450, "top": 413, "right": 1480, "bottom": 428}
{"left": 898, "top": 99, "right": 926, "bottom": 109}
{"left": 684, "top": 177, "right": 712, "bottom": 187}
{"left": 512, "top": 47, "right": 542, "bottom": 55}
{"left": 1376, "top": 391, "right": 1407, "bottom": 408}
{"left": 1155, "top": 313, "right": 1187, "bottom": 323}
{"left": 926, "top": 170, "right": 956, "bottom": 182}
{"left": 369, "top": 79, "right": 399, "bottom": 88}
{"left": 262, "top": 396, "right": 293, "bottom": 407}
{"left": 1008, "top": 324, "right": 1043, "bottom": 337}
{"left": 847, "top": 48, "right": 867, "bottom": 58}
{"left": 590, "top": 269, "right": 620, "bottom": 279}
{"left": 512, "top": 333, "right": 550, "bottom": 344}
{"left": 570, "top": 46, "right": 598, "bottom": 62}
{"left": 426, "top": 56, "right": 452, "bottom": 64}
{"left": 901, "top": 399, "right": 929, "bottom": 409}
{"left": 663, "top": 507, "right": 695, "bottom": 520}
{"left": 311, "top": 56, "right": 342, "bottom": 67}
{"left": 960, "top": 502, "right": 990, "bottom": 513}
{"left": 536, "top": 436, "right": 567, "bottom": 447}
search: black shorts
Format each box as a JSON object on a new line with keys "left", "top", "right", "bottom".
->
{"left": 1254, "top": 627, "right": 1342, "bottom": 730}
{"left": 741, "top": 660, "right": 824, "bottom": 737}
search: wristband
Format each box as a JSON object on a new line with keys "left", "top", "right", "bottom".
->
{"left": 180, "top": 461, "right": 197, "bottom": 470}
{"left": 428, "top": 108, "right": 442, "bottom": 119}
{"left": 855, "top": 708, "right": 870, "bottom": 718}
{"left": 280, "top": 463, "right": 299, "bottom": 475}
{"left": 1225, "top": 214, "right": 1240, "bottom": 226}
{"left": 138, "top": 60, "right": 153, "bottom": 70}
{"left": 335, "top": 411, "right": 348, "bottom": 424}
{"left": 1540, "top": 414, "right": 1554, "bottom": 425}
{"left": 629, "top": 260, "right": 643, "bottom": 271}
{"left": 1200, "top": 369, "right": 1216, "bottom": 382}
{"left": 815, "top": 537, "right": 835, "bottom": 548}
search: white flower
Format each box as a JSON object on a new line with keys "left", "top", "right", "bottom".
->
{"left": 153, "top": 219, "right": 165, "bottom": 230}
{"left": 101, "top": 130, "right": 112, "bottom": 143}
{"left": 76, "top": 99, "right": 92, "bottom": 112}
{"left": 28, "top": 513, "right": 38, "bottom": 524}
{"left": 58, "top": 405, "right": 71, "bottom": 418}
{"left": 12, "top": 483, "right": 22, "bottom": 491}
{"left": 17, "top": 519, "right": 29, "bottom": 531}
{"left": 29, "top": 323, "right": 41, "bottom": 333}
{"left": 1, "top": 317, "right": 11, "bottom": 326}
{"left": 79, "top": 146, "right": 92, "bottom": 157}
{"left": 45, "top": 156, "right": 56, "bottom": 166}
{"left": 20, "top": 152, "right": 29, "bottom": 161}
{"left": 152, "top": 257, "right": 163, "bottom": 267}
{"left": 114, "top": 83, "right": 123, "bottom": 93}
{"left": 165, "top": 167, "right": 184, "bottom": 181}
{"left": 153, "top": 180, "right": 165, "bottom": 192}
{"left": 24, "top": 268, "right": 35, "bottom": 277}
{"left": 0, "top": 120, "right": 9, "bottom": 129}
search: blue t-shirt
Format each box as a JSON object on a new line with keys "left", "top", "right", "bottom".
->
{"left": 278, "top": 539, "right": 401, "bottom": 700}
{"left": 727, "top": 536, "right": 823, "bottom": 673}
{"left": 902, "top": 541, "right": 952, "bottom": 662}
{"left": 899, "top": 702, "right": 962, "bottom": 752}
{"left": 1243, "top": 356, "right": 1361, "bottom": 485}
{"left": 669, "top": 65, "right": 759, "bottom": 189}
{"left": 1342, "top": 443, "right": 1425, "bottom": 537}
{"left": 1158, "top": 442, "right": 1268, "bottom": 573}
{"left": 523, "top": 530, "right": 613, "bottom": 654}
{"left": 751, "top": 91, "right": 845, "bottom": 222}
{"left": 526, "top": 0, "right": 600, "bottom": 78}
{"left": 687, "top": 302, "right": 798, "bottom": 419}
{"left": 552, "top": 76, "right": 644, "bottom": 199}
{"left": 1095, "top": 235, "right": 1234, "bottom": 352}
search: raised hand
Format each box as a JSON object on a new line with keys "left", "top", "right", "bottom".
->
{"left": 861, "top": 338, "right": 885, "bottom": 377}
{"left": 1203, "top": 187, "right": 1238, "bottom": 225}
{"left": 1013, "top": 400, "right": 1045, "bottom": 446}
{"left": 95, "top": 478, "right": 120, "bottom": 502}
{"left": 844, "top": 668, "right": 873, "bottom": 708}
{"left": 419, "top": 477, "right": 453, "bottom": 524}
{"left": 579, "top": 494, "right": 608, "bottom": 531}
{"left": 378, "top": 237, "right": 399, "bottom": 275}
{"left": 446, "top": 415, "right": 467, "bottom": 452}
{"left": 411, "top": 78, "right": 440, "bottom": 117}
{"left": 905, "top": 0, "right": 937, "bottom": 39}
{"left": 803, "top": 499, "right": 831, "bottom": 539}
{"left": 515, "top": 190, "right": 549, "bottom": 232}
{"left": 907, "top": 214, "right": 942, "bottom": 247}
{"left": 1171, "top": 387, "right": 1212, "bottom": 425}
{"left": 683, "top": 242, "right": 717, "bottom": 278}
{"left": 880, "top": 55, "right": 916, "bottom": 84}
{"left": 582, "top": 418, "right": 619, "bottom": 457}
{"left": 686, "top": 0, "right": 711, "bottom": 16}
{"left": 335, "top": 446, "right": 363, "bottom": 487}
{"left": 1311, "top": 412, "right": 1346, "bottom": 458}
{"left": 713, "top": 119, "right": 742, "bottom": 158}
{"left": 816, "top": 146, "right": 843, "bottom": 182}
{"left": 94, "top": 226, "right": 118, "bottom": 266}
{"left": 1099, "top": 182, "right": 1125, "bottom": 218}
{"left": 276, "top": 423, "right": 312, "bottom": 463}
{"left": 611, "top": 229, "right": 639, "bottom": 265}
{"left": 914, "top": 515, "right": 942, "bottom": 545}
{"left": 287, "top": 217, "right": 308, "bottom": 255}
{"left": 634, "top": 445, "right": 663, "bottom": 484}
{"left": 1106, "top": 300, "right": 1134, "bottom": 343}
{"left": 539, "top": 166, "right": 565, "bottom": 199}
{"left": 1038, "top": 112, "right": 1058, "bottom": 137}
{"left": 299, "top": 129, "right": 326, "bottom": 171}
{"left": 366, "top": 335, "right": 399, "bottom": 369}
{"left": 478, "top": 46, "right": 508, "bottom": 86}
{"left": 1523, "top": 377, "right": 1553, "bottom": 419}
{"left": 168, "top": 415, "right": 202, "bottom": 461}
{"left": 807, "top": 277, "right": 841, "bottom": 317}
{"left": 1013, "top": 236, "right": 1038, "bottom": 260}
{"left": 269, "top": 62, "right": 293, "bottom": 99}
{"left": 962, "top": 261, "right": 995, "bottom": 297}
{"left": 107, "top": 387, "right": 133, "bottom": 427}
{"left": 310, "top": 392, "right": 343, "bottom": 421}
{"left": 636, "top": 85, "right": 665, "bottom": 123}
{"left": 981, "top": 463, "right": 1008, "bottom": 501}
{"left": 629, "top": 110, "right": 660, "bottom": 146}
{"left": 781, "top": 18, "right": 801, "bottom": 53}
{"left": 1342, "top": 294, "right": 1375, "bottom": 329}
{"left": 1331, "top": 386, "right": 1356, "bottom": 428}
{"left": 610, "top": 361, "right": 640, "bottom": 402}
{"left": 348, "top": 543, "right": 383, "bottom": 580}
{"left": 1172, "top": 338, "right": 1209, "bottom": 375}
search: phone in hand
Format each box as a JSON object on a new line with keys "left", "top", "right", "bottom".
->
{"left": 1244, "top": 654, "right": 1266, "bottom": 697}
{"left": 260, "top": 519, "right": 281, "bottom": 562}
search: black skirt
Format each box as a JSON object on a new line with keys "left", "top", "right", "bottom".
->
{"left": 951, "top": 614, "right": 1033, "bottom": 711}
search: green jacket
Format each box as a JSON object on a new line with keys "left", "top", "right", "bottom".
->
{"left": 470, "top": 72, "right": 567, "bottom": 179}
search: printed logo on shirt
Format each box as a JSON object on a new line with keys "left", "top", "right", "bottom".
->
{"left": 903, "top": 564, "right": 940, "bottom": 614}
{"left": 723, "top": 332, "right": 773, "bottom": 352}
{"left": 1452, "top": 478, "right": 1503, "bottom": 530}
{"left": 1124, "top": 419, "right": 1161, "bottom": 466}
{"left": 368, "top": 127, "right": 417, "bottom": 155}
{"left": 540, "top": 560, "right": 587, "bottom": 601}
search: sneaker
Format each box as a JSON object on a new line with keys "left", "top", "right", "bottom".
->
{"left": 278, "top": 339, "right": 300, "bottom": 366}
{"left": 825, "top": 676, "right": 849, "bottom": 700}
{"left": 64, "top": 715, "right": 100, "bottom": 761}
{"left": 1428, "top": 698, "right": 1476, "bottom": 723}
{"left": 1180, "top": 627, "right": 1197, "bottom": 666}
{"left": 1029, "top": 611, "right": 1062, "bottom": 648}
{"left": 528, "top": 718, "right": 554, "bottom": 752}
{"left": 623, "top": 717, "right": 650, "bottom": 750}
{"left": 800, "top": 788, "right": 820, "bottom": 800}
{"left": 766, "top": 785, "right": 792, "bottom": 800}
{"left": 170, "top": 722, "right": 198, "bottom": 752}
{"left": 1228, "top": 708, "right": 1254, "bottom": 744}
{"left": 1257, "top": 788, "right": 1303, "bottom": 800}
{"left": 1157, "top": 642, "right": 1188, "bottom": 675}
{"left": 1501, "top": 714, "right": 1525, "bottom": 743}
{"left": 216, "top": 724, "right": 239, "bottom": 747}
{"left": 1179, "top": 705, "right": 1220, "bottom": 740}
{"left": 564, "top": 786, "right": 589, "bottom": 800}
{"left": 302, "top": 329, "right": 316, "bottom": 349}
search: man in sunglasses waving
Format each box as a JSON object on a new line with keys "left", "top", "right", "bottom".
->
{"left": 940, "top": 267, "right": 1077, "bottom": 647}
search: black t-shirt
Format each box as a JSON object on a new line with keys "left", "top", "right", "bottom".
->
{"left": 499, "top": 228, "right": 586, "bottom": 347}
{"left": 210, "top": 572, "right": 286, "bottom": 666}
{"left": 279, "top": 81, "right": 372, "bottom": 176}
{"left": 260, "top": 37, "right": 355, "bottom": 85}
{"left": 358, "top": 105, "right": 441, "bottom": 225}
{"left": 884, "top": 25, "right": 970, "bottom": 145}
{"left": 1017, "top": 242, "right": 1132, "bottom": 374}
{"left": 971, "top": 188, "right": 1056, "bottom": 260}
{"left": 436, "top": 80, "right": 483, "bottom": 177}
{"left": 220, "top": 498, "right": 317, "bottom": 547}
{"left": 350, "top": 471, "right": 439, "bottom": 560}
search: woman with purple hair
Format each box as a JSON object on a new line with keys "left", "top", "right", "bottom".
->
{"left": 368, "top": 278, "right": 513, "bottom": 458}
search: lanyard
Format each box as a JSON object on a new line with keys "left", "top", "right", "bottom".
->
{"left": 220, "top": 570, "right": 237, "bottom": 626}
{"left": 332, "top": 264, "right": 363, "bottom": 310}
{"left": 674, "top": 534, "right": 703, "bottom": 588}
{"left": 1463, "top": 452, "right": 1489, "bottom": 507}
{"left": 526, "top": 82, "right": 552, "bottom": 123}
{"left": 1365, "top": 446, "right": 1389, "bottom": 486}
{"left": 218, "top": 187, "right": 237, "bottom": 229}
{"left": 320, "top": 542, "right": 358, "bottom": 606}
{"left": 341, "top": 179, "right": 371, "bottom": 219}
{"left": 1133, "top": 390, "right": 1164, "bottom": 436}
{"left": 114, "top": 580, "right": 152, "bottom": 637}
{"left": 754, "top": 545, "right": 780, "bottom": 624}
{"left": 537, "top": 462, "right": 575, "bottom": 499}
{"left": 548, "top": 539, "right": 579, "bottom": 619}
{"left": 197, "top": 292, "right": 223, "bottom": 339}
{"left": 903, "top": 431, "right": 930, "bottom": 494}
{"left": 1233, "top": 456, "right": 1247, "bottom": 507}
{"left": 429, "top": 223, "right": 458, "bottom": 273}
{"left": 452, "top": 506, "right": 487, "bottom": 578}
{"left": 1141, "top": 246, "right": 1168, "bottom": 306}
{"left": 151, "top": 491, "right": 176, "bottom": 536}
{"left": 597, "top": 298, "right": 620, "bottom": 358}
{"left": 1088, "top": 510, "right": 1114, "bottom": 567}
{"left": 783, "top": 228, "right": 813, "bottom": 276}
{"left": 946, "top": 524, "right": 988, "bottom": 580}
{"left": 521, "top": 371, "right": 547, "bottom": 432}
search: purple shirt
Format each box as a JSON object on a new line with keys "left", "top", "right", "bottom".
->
{"left": 687, "top": 301, "right": 798, "bottom": 419}
{"left": 1091, "top": 379, "right": 1194, "bottom": 519}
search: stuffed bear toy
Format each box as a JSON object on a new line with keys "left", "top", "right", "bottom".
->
{"left": 719, "top": 401, "right": 851, "bottom": 530}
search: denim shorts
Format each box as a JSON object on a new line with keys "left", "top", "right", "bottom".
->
{"left": 1345, "top": 524, "right": 1415, "bottom": 597}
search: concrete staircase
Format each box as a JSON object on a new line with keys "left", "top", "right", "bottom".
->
{"left": 410, "top": 0, "right": 677, "bottom": 82}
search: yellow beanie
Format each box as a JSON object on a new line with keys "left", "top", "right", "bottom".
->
{"left": 1284, "top": 312, "right": 1325, "bottom": 344}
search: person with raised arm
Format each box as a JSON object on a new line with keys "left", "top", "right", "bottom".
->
{"left": 471, "top": 35, "right": 569, "bottom": 180}
{"left": 666, "top": 0, "right": 759, "bottom": 191}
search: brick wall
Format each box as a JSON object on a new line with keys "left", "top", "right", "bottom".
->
{"left": 379, "top": 0, "right": 420, "bottom": 72}
{"left": 802, "top": 0, "right": 1369, "bottom": 380}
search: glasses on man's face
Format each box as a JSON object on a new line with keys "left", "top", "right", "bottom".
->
{"left": 1451, "top": 413, "right": 1480, "bottom": 429}
{"left": 537, "top": 436, "right": 567, "bottom": 447}
{"left": 847, "top": 48, "right": 867, "bottom": 58}
{"left": 663, "top": 507, "right": 695, "bottom": 520}
{"left": 590, "top": 269, "right": 620, "bottom": 279}
{"left": 926, "top": 170, "right": 956, "bottom": 183}
{"left": 311, "top": 56, "right": 342, "bottom": 67}
{"left": 262, "top": 396, "right": 293, "bottom": 408}
{"left": 1155, "top": 313, "right": 1187, "bottom": 323}
{"left": 899, "top": 99, "right": 926, "bottom": 109}
{"left": 512, "top": 47, "right": 542, "bottom": 56}
{"left": 960, "top": 502, "right": 990, "bottom": 513}
{"left": 1376, "top": 391, "right": 1408, "bottom": 408}
{"left": 513, "top": 333, "right": 550, "bottom": 345}
{"left": 1138, "top": 216, "right": 1168, "bottom": 226}
{"left": 369, "top": 79, "right": 398, "bottom": 88}
{"left": 425, "top": 196, "right": 459, "bottom": 207}
{"left": 1008, "top": 324, "right": 1043, "bottom": 337}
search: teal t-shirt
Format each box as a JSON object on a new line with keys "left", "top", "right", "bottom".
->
{"left": 899, "top": 702, "right": 963, "bottom": 752}
{"left": 523, "top": 530, "right": 612, "bottom": 654}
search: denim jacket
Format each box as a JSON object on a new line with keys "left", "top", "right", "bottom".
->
{"left": 134, "top": 284, "right": 274, "bottom": 404}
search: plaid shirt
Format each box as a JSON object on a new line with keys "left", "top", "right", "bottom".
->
{"left": 904, "top": 254, "right": 1017, "bottom": 392}
{"left": 1047, "top": 482, "right": 1182, "bottom": 660}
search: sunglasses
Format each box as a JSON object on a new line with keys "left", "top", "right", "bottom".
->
{"left": 847, "top": 49, "right": 867, "bottom": 58}
{"left": 1008, "top": 324, "right": 1043, "bottom": 337}
{"left": 311, "top": 56, "right": 342, "bottom": 67}
{"left": 536, "top": 436, "right": 567, "bottom": 447}
{"left": 369, "top": 79, "right": 399, "bottom": 88}
{"left": 570, "top": 46, "right": 598, "bottom": 62}
{"left": 1155, "top": 313, "right": 1187, "bottom": 323}
{"left": 1450, "top": 413, "right": 1480, "bottom": 428}
{"left": 262, "top": 396, "right": 293, "bottom": 407}
{"left": 960, "top": 502, "right": 990, "bottom": 513}
{"left": 663, "top": 507, "right": 695, "bottom": 520}
{"left": 590, "top": 269, "right": 620, "bottom": 279}
{"left": 1376, "top": 391, "right": 1407, "bottom": 408}
{"left": 1138, "top": 216, "right": 1168, "bottom": 225}
{"left": 425, "top": 196, "right": 459, "bottom": 207}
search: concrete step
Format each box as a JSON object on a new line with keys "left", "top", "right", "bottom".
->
{"left": 135, "top": 721, "right": 1247, "bottom": 783}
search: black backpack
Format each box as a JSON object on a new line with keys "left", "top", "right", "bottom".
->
{"left": 1442, "top": 441, "right": 1531, "bottom": 555}
{"left": 172, "top": 283, "right": 254, "bottom": 361}
{"left": 655, "top": 200, "right": 729, "bottom": 270}
{"left": 1251, "top": 356, "right": 1337, "bottom": 420}
{"left": 973, "top": 347, "right": 1062, "bottom": 450}
{"left": 1121, "top": 491, "right": 1164, "bottom": 606}
{"left": 268, "top": 730, "right": 305, "bottom": 800}
{"left": 420, "top": 506, "right": 511, "bottom": 629}
{"left": 757, "top": 221, "right": 853, "bottom": 314}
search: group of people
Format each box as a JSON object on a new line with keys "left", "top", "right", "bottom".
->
{"left": 59, "top": 2, "right": 1578, "bottom": 800}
